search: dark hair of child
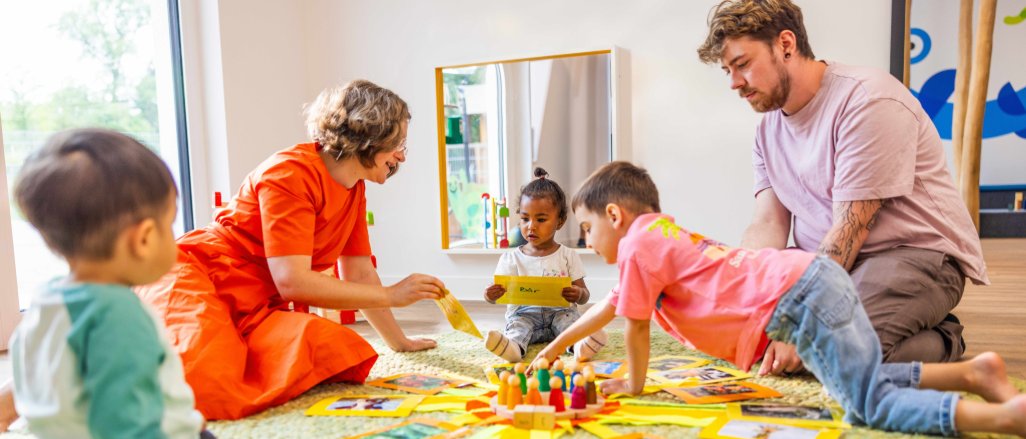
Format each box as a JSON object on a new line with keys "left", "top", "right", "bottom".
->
{"left": 518, "top": 167, "right": 568, "bottom": 224}
{"left": 14, "top": 128, "right": 177, "bottom": 260}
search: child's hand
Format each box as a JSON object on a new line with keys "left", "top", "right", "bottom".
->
{"left": 484, "top": 284, "right": 506, "bottom": 303}
{"left": 528, "top": 347, "right": 559, "bottom": 374}
{"left": 599, "top": 378, "right": 636, "bottom": 396}
{"left": 561, "top": 285, "right": 586, "bottom": 304}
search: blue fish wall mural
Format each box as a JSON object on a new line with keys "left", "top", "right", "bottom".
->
{"left": 910, "top": 28, "right": 1026, "bottom": 140}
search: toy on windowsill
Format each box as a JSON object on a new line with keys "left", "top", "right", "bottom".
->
{"left": 489, "top": 361, "right": 605, "bottom": 428}
{"left": 496, "top": 198, "right": 509, "bottom": 248}
{"left": 481, "top": 193, "right": 491, "bottom": 248}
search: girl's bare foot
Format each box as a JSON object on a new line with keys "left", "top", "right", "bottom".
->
{"left": 968, "top": 352, "right": 1019, "bottom": 403}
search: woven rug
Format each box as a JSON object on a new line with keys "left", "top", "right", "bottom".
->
{"left": 3, "top": 329, "right": 1023, "bottom": 438}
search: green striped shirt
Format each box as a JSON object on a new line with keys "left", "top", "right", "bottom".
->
{"left": 11, "top": 279, "right": 203, "bottom": 438}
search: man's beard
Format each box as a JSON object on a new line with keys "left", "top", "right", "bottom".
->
{"left": 741, "top": 60, "right": 791, "bottom": 113}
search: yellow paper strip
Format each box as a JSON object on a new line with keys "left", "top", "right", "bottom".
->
{"left": 494, "top": 275, "right": 571, "bottom": 307}
{"left": 435, "top": 289, "right": 483, "bottom": 338}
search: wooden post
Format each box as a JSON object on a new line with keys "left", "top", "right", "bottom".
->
{"left": 959, "top": 0, "right": 997, "bottom": 230}
{"left": 951, "top": 0, "right": 974, "bottom": 182}
{"left": 902, "top": 0, "right": 912, "bottom": 87}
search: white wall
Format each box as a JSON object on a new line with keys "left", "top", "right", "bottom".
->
{"left": 187, "top": 0, "right": 893, "bottom": 301}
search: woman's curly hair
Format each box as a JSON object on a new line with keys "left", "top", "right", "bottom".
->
{"left": 304, "top": 79, "right": 411, "bottom": 167}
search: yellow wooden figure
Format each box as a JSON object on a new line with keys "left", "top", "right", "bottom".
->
{"left": 497, "top": 370, "right": 511, "bottom": 406}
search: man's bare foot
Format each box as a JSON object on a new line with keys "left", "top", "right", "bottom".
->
{"left": 968, "top": 352, "right": 1019, "bottom": 403}
{"left": 998, "top": 394, "right": 1026, "bottom": 436}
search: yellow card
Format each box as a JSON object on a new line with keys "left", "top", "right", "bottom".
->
{"left": 305, "top": 394, "right": 424, "bottom": 417}
{"left": 344, "top": 417, "right": 466, "bottom": 438}
{"left": 663, "top": 381, "right": 782, "bottom": 404}
{"left": 366, "top": 373, "right": 473, "bottom": 395}
{"left": 698, "top": 416, "right": 843, "bottom": 439}
{"left": 494, "top": 275, "right": 572, "bottom": 307}
{"left": 650, "top": 366, "right": 751, "bottom": 385}
{"left": 646, "top": 355, "right": 712, "bottom": 373}
{"left": 436, "top": 289, "right": 483, "bottom": 338}
{"left": 725, "top": 403, "right": 849, "bottom": 429}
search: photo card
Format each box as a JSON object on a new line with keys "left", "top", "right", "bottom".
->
{"left": 650, "top": 366, "right": 751, "bottom": 385}
{"left": 727, "top": 403, "right": 846, "bottom": 429}
{"left": 646, "top": 355, "right": 711, "bottom": 373}
{"left": 698, "top": 417, "right": 843, "bottom": 439}
{"left": 663, "top": 381, "right": 782, "bottom": 404}
{"left": 345, "top": 417, "right": 468, "bottom": 438}
{"left": 305, "top": 394, "right": 424, "bottom": 417}
{"left": 367, "top": 373, "right": 474, "bottom": 395}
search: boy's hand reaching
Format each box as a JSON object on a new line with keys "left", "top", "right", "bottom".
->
{"left": 528, "top": 346, "right": 560, "bottom": 374}
{"left": 484, "top": 284, "right": 506, "bottom": 303}
{"left": 599, "top": 378, "right": 636, "bottom": 396}
{"left": 561, "top": 285, "right": 586, "bottom": 304}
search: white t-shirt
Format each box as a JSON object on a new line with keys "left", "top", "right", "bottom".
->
{"left": 493, "top": 244, "right": 586, "bottom": 311}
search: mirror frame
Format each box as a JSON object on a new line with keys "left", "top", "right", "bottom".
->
{"left": 434, "top": 47, "right": 631, "bottom": 251}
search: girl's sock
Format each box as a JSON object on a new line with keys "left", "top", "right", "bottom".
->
{"left": 486, "top": 330, "right": 524, "bottom": 362}
{"left": 573, "top": 330, "right": 608, "bottom": 361}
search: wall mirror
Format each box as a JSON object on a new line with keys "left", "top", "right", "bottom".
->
{"left": 435, "top": 49, "right": 630, "bottom": 251}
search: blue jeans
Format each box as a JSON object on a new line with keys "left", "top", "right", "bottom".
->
{"left": 504, "top": 306, "right": 580, "bottom": 354}
{"left": 766, "top": 256, "right": 960, "bottom": 435}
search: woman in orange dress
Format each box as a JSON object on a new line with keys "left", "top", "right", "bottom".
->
{"left": 136, "top": 80, "right": 446, "bottom": 420}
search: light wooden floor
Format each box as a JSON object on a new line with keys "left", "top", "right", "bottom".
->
{"left": 2, "top": 239, "right": 1024, "bottom": 383}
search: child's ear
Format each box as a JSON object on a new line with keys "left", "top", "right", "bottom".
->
{"left": 605, "top": 203, "right": 624, "bottom": 229}
{"left": 126, "top": 218, "right": 158, "bottom": 259}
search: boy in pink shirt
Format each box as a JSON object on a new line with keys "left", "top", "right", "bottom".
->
{"left": 533, "top": 162, "right": 1026, "bottom": 436}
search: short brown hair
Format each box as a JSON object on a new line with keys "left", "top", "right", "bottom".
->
{"left": 697, "top": 0, "right": 815, "bottom": 64}
{"left": 305, "top": 79, "right": 410, "bottom": 168}
{"left": 14, "top": 128, "right": 177, "bottom": 260}
{"left": 571, "top": 161, "right": 660, "bottom": 216}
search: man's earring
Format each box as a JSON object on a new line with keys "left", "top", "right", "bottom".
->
{"left": 784, "top": 52, "right": 791, "bottom": 59}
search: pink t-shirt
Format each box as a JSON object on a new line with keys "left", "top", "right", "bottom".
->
{"left": 754, "top": 62, "right": 987, "bottom": 284}
{"left": 608, "top": 214, "right": 816, "bottom": 371}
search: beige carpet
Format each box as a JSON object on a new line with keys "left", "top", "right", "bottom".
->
{"left": 3, "top": 329, "right": 1024, "bottom": 438}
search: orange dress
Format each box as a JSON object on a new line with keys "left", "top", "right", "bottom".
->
{"left": 136, "top": 143, "right": 378, "bottom": 420}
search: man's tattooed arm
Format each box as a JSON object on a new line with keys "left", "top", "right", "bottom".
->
{"left": 817, "top": 199, "right": 888, "bottom": 270}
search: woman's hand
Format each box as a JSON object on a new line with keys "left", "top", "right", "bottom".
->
{"left": 392, "top": 337, "right": 437, "bottom": 352}
{"left": 561, "top": 285, "right": 586, "bottom": 304}
{"left": 599, "top": 378, "right": 635, "bottom": 396}
{"left": 484, "top": 284, "right": 506, "bottom": 303}
{"left": 386, "top": 274, "right": 445, "bottom": 307}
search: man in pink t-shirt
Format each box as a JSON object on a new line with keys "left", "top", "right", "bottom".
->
{"left": 697, "top": 0, "right": 987, "bottom": 372}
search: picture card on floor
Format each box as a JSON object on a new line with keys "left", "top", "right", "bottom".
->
{"left": 698, "top": 417, "right": 842, "bottom": 439}
{"left": 663, "top": 381, "right": 782, "bottom": 404}
{"left": 367, "top": 373, "right": 474, "bottom": 395}
{"left": 344, "top": 417, "right": 468, "bottom": 438}
{"left": 306, "top": 394, "right": 424, "bottom": 417}
{"left": 650, "top": 366, "right": 751, "bottom": 385}
{"left": 646, "top": 355, "right": 712, "bottom": 373}
{"left": 726, "top": 403, "right": 847, "bottom": 429}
